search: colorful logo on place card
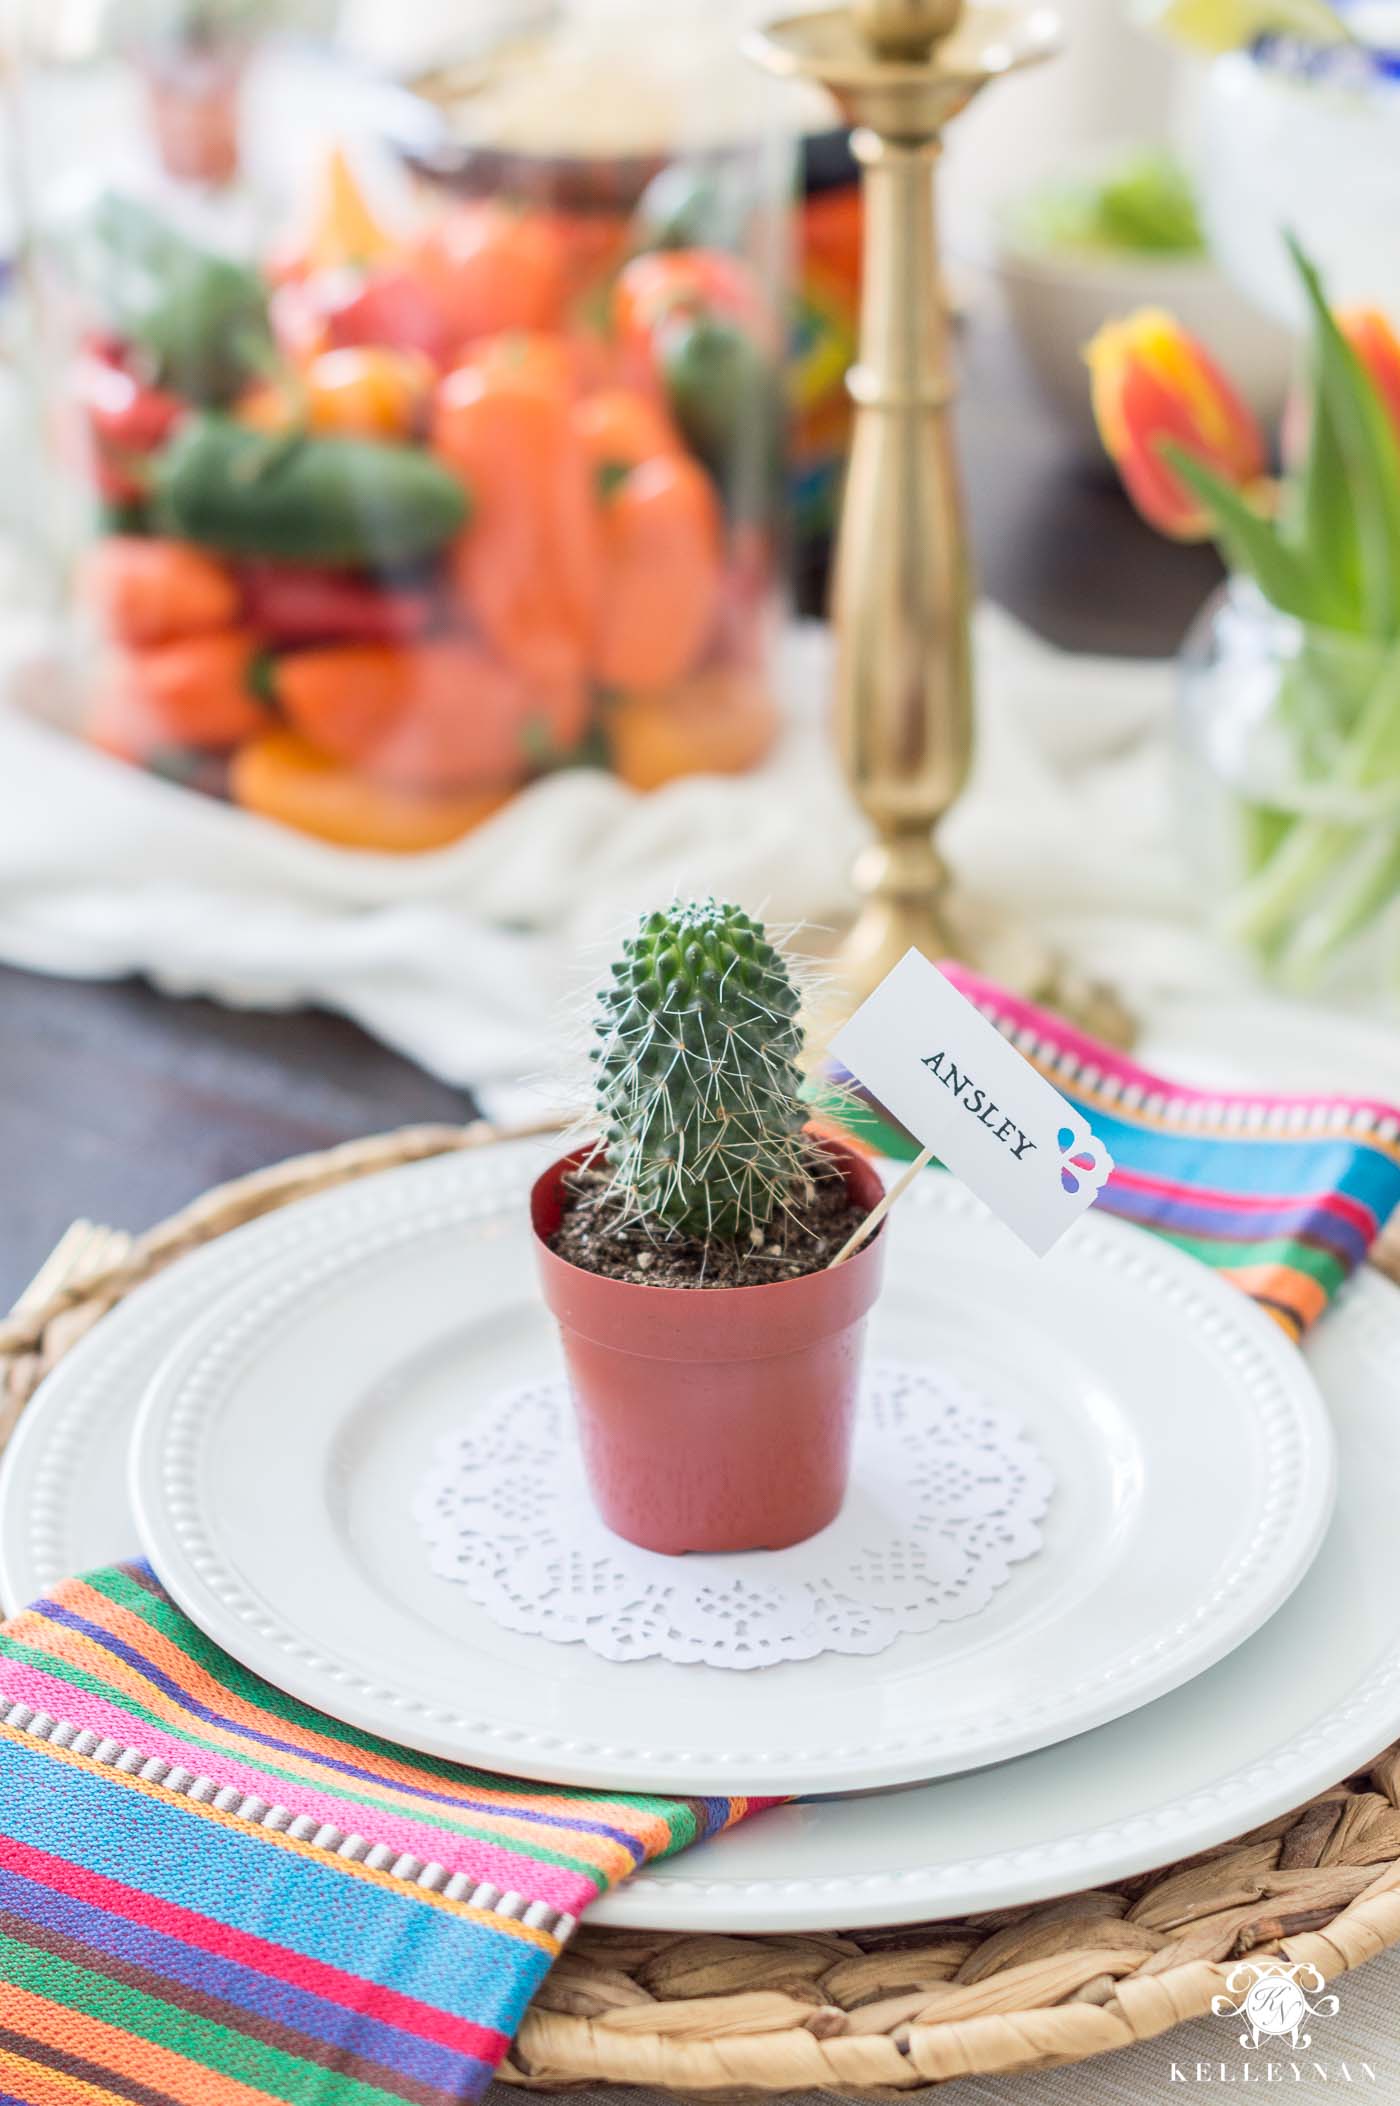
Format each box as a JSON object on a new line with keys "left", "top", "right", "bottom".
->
{"left": 1058, "top": 1128, "right": 1102, "bottom": 1195}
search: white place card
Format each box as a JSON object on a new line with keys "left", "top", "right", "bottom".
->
{"left": 830, "top": 951, "right": 1114, "bottom": 1257}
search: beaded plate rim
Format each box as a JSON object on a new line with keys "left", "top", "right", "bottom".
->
{"left": 123, "top": 1141, "right": 1333, "bottom": 1795}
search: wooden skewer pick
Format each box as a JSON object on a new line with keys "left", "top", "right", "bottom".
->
{"left": 828, "top": 1145, "right": 934, "bottom": 1268}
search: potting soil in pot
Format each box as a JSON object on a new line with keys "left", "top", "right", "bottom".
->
{"left": 549, "top": 1157, "right": 871, "bottom": 1287}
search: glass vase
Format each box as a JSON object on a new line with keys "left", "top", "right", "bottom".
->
{"left": 1179, "top": 581, "right": 1400, "bottom": 997}
{"left": 5, "top": 0, "right": 796, "bottom": 853}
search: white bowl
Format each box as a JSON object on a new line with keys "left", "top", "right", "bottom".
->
{"left": 990, "top": 238, "right": 1294, "bottom": 460}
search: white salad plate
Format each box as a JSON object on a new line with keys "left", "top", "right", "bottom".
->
{"left": 98, "top": 1140, "right": 1333, "bottom": 1803}
{"left": 0, "top": 1140, "right": 1387, "bottom": 1925}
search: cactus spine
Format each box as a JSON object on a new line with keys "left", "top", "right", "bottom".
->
{"left": 592, "top": 899, "right": 815, "bottom": 1241}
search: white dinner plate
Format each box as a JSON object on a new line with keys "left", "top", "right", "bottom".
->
{"left": 118, "top": 1142, "right": 1331, "bottom": 1798}
{"left": 2, "top": 1142, "right": 1391, "bottom": 1927}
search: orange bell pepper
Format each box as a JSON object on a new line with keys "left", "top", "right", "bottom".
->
{"left": 81, "top": 538, "right": 239, "bottom": 647}
{"left": 434, "top": 337, "right": 600, "bottom": 684}
{"left": 458, "top": 331, "right": 577, "bottom": 399}
{"left": 86, "top": 632, "right": 265, "bottom": 763}
{"left": 409, "top": 204, "right": 566, "bottom": 351}
{"left": 231, "top": 728, "right": 509, "bottom": 852}
{"left": 573, "top": 388, "right": 685, "bottom": 474}
{"left": 238, "top": 348, "right": 435, "bottom": 441}
{"left": 607, "top": 665, "right": 779, "bottom": 791}
{"left": 305, "top": 347, "right": 435, "bottom": 438}
{"left": 592, "top": 452, "right": 723, "bottom": 692}
{"left": 92, "top": 631, "right": 266, "bottom": 753}
{"left": 273, "top": 639, "right": 589, "bottom": 793}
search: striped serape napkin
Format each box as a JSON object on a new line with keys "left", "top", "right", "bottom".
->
{"left": 2, "top": 981, "right": 1399, "bottom": 2102}
{"left": 0, "top": 1562, "right": 772, "bottom": 2103}
{"left": 819, "top": 963, "right": 1400, "bottom": 1340}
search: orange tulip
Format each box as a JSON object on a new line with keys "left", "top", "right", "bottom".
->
{"left": 1085, "top": 310, "right": 1265, "bottom": 541}
{"left": 1340, "top": 308, "right": 1400, "bottom": 436}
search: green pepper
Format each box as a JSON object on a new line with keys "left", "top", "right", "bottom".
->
{"left": 150, "top": 416, "right": 470, "bottom": 568}
{"left": 659, "top": 312, "right": 785, "bottom": 524}
{"left": 75, "top": 194, "right": 274, "bottom": 405}
{"left": 97, "top": 494, "right": 152, "bottom": 537}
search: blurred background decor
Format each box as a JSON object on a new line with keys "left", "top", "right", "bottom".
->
{"left": 1188, "top": 2, "right": 1400, "bottom": 325}
{"left": 990, "top": 145, "right": 1291, "bottom": 453}
{"left": 749, "top": 0, "right": 1118, "bottom": 1035}
{"left": 0, "top": 0, "right": 1396, "bottom": 1118}
{"left": 1090, "top": 244, "right": 1400, "bottom": 1000}
{"left": 105, "top": 0, "right": 335, "bottom": 187}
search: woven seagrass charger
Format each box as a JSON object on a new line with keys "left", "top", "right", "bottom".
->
{"left": 3, "top": 1118, "right": 1400, "bottom": 2099}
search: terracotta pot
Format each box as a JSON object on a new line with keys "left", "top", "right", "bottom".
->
{"left": 531, "top": 1138, "right": 887, "bottom": 1554}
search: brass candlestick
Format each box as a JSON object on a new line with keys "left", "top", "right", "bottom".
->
{"left": 749, "top": 1, "right": 1134, "bottom": 1045}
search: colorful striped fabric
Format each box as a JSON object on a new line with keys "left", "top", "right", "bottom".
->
{"left": 818, "top": 963, "right": 1400, "bottom": 1340}
{"left": 0, "top": 1562, "right": 770, "bottom": 2103}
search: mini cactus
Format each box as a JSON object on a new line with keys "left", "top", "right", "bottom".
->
{"left": 591, "top": 899, "right": 817, "bottom": 1241}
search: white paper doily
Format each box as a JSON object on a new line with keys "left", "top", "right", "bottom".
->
{"left": 412, "top": 1362, "right": 1054, "bottom": 1670}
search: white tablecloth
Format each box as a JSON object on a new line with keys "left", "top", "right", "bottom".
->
{"left": 4, "top": 605, "right": 1398, "bottom": 1117}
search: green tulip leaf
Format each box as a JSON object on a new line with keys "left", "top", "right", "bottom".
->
{"left": 1161, "top": 444, "right": 1320, "bottom": 619}
{"left": 1289, "top": 234, "right": 1400, "bottom": 636}
{"left": 1290, "top": 377, "right": 1368, "bottom": 633}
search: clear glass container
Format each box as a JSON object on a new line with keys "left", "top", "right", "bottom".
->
{"left": 1179, "top": 580, "right": 1400, "bottom": 998}
{"left": 5, "top": 0, "right": 796, "bottom": 851}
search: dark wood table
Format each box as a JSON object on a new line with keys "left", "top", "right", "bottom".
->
{"left": 0, "top": 310, "right": 1221, "bottom": 1307}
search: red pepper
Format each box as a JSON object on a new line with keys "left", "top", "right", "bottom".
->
{"left": 74, "top": 347, "right": 185, "bottom": 501}
{"left": 613, "top": 250, "right": 775, "bottom": 392}
{"left": 74, "top": 348, "right": 185, "bottom": 452}
{"left": 270, "top": 277, "right": 332, "bottom": 363}
{"left": 323, "top": 267, "right": 455, "bottom": 367}
{"left": 92, "top": 456, "right": 147, "bottom": 507}
{"left": 240, "top": 563, "right": 434, "bottom": 646}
